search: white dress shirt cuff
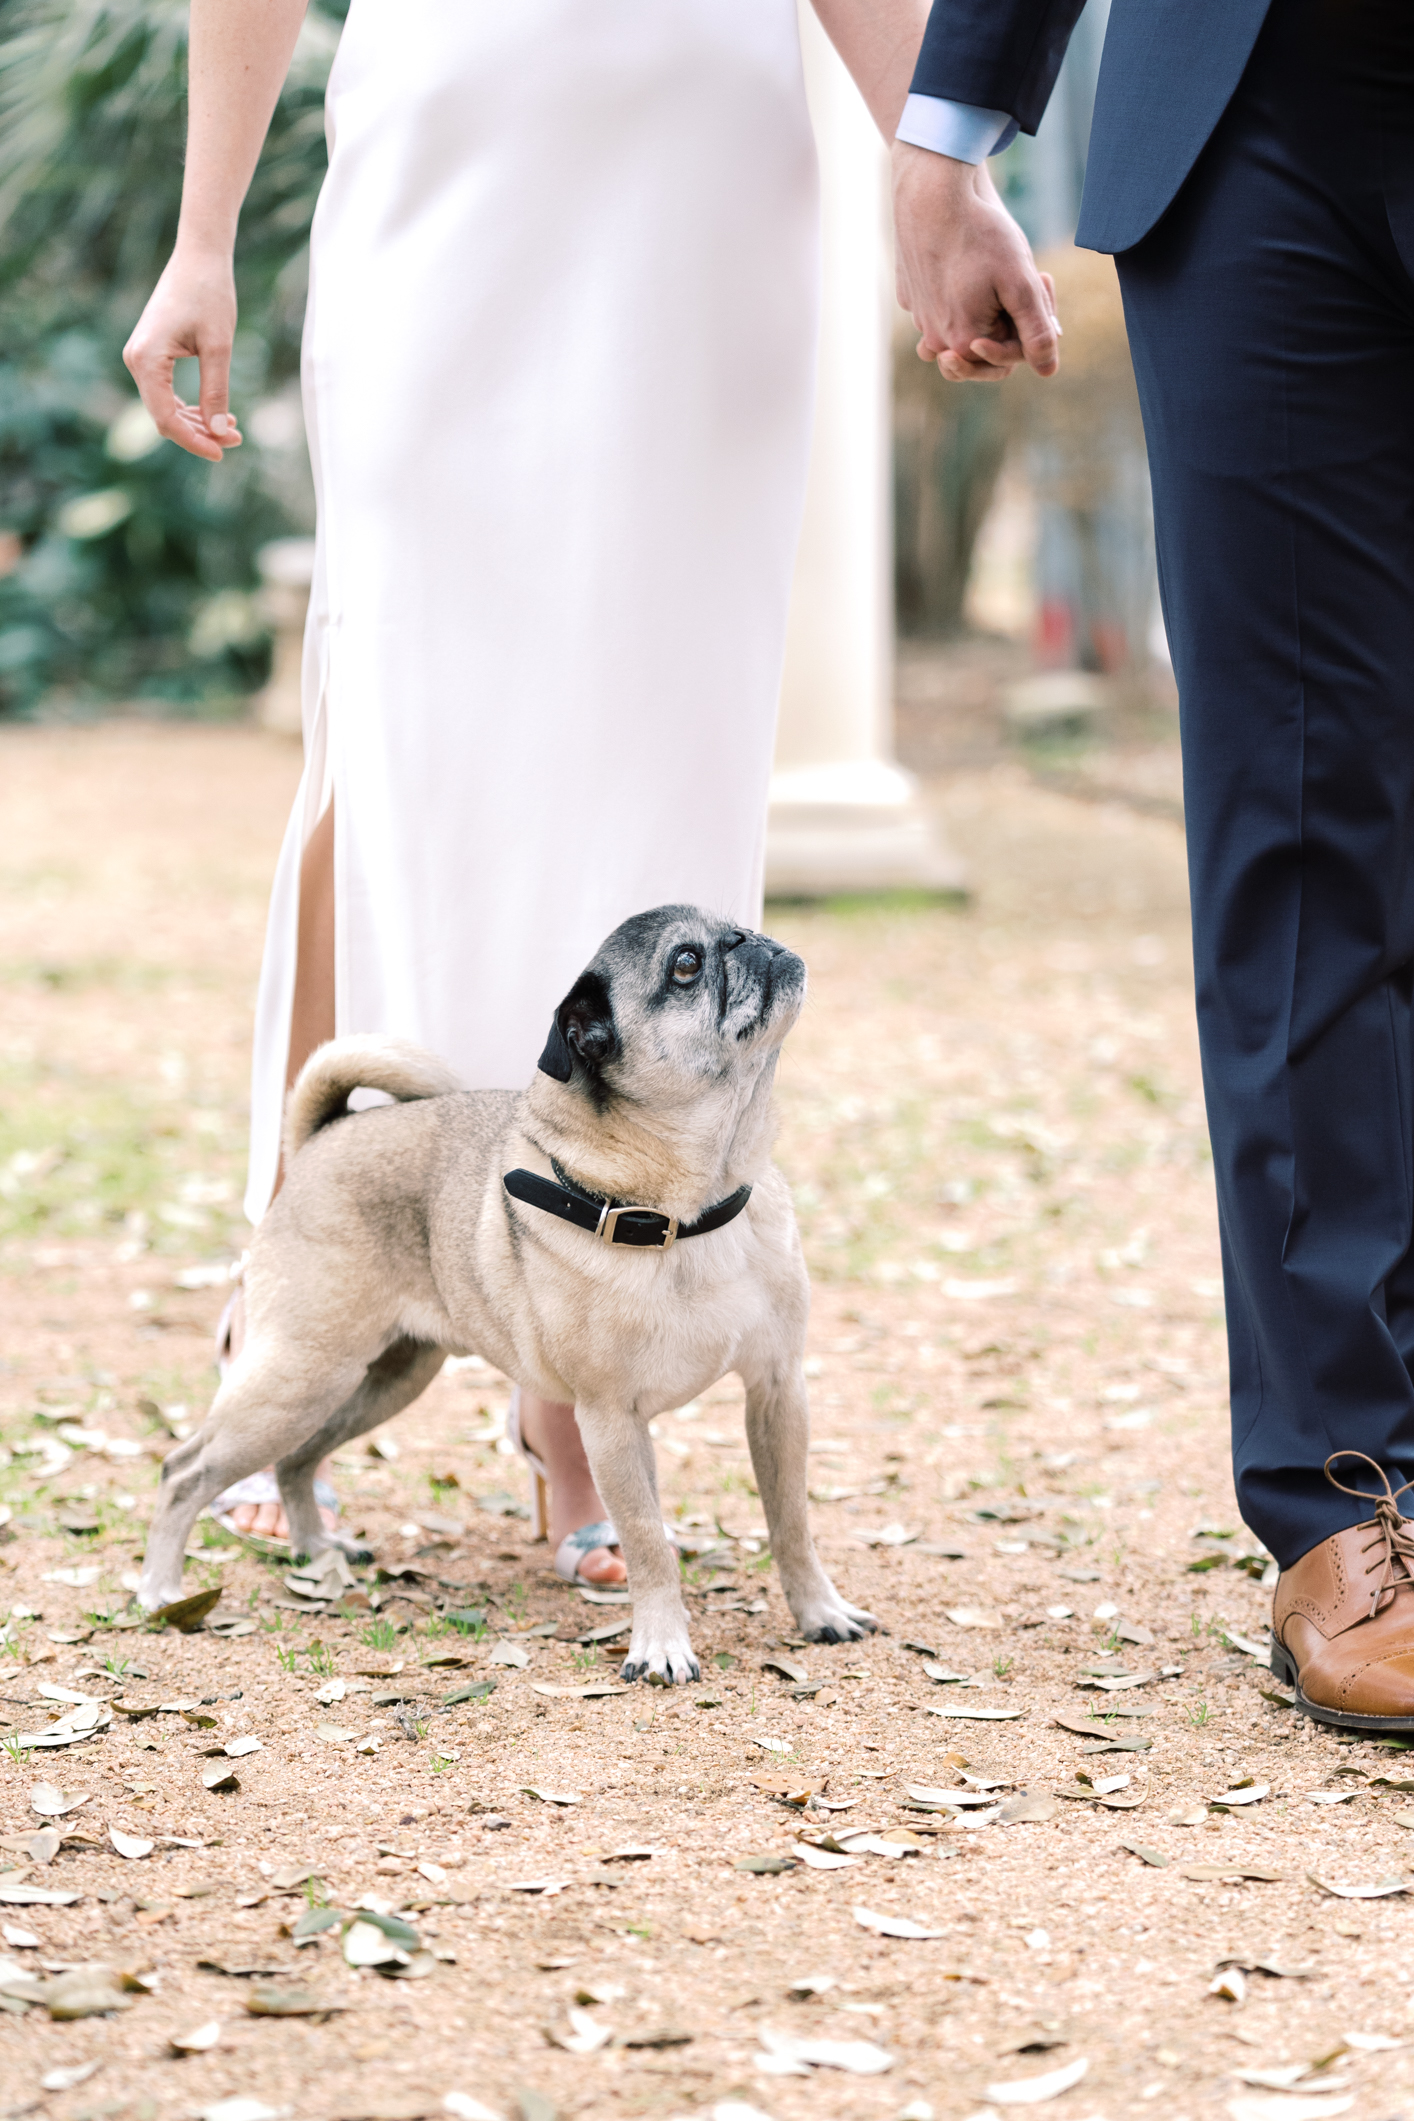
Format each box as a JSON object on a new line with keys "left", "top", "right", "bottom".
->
{"left": 895, "top": 94, "right": 1018, "bottom": 164}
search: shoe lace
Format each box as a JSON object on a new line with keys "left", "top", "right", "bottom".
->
{"left": 1324, "top": 1451, "right": 1414, "bottom": 1620}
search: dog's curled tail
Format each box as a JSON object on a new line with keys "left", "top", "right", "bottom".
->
{"left": 283, "top": 1036, "right": 466, "bottom": 1167}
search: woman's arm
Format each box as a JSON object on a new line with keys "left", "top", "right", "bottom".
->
{"left": 124, "top": 0, "right": 309, "bottom": 462}
{"left": 809, "top": 0, "right": 930, "bottom": 139}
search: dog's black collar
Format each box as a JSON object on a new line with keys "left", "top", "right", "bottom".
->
{"left": 502, "top": 1159, "right": 751, "bottom": 1250}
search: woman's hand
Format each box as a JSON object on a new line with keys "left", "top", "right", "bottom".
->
{"left": 123, "top": 247, "right": 244, "bottom": 463}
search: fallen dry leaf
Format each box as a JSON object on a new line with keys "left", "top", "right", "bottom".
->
{"left": 146, "top": 1587, "right": 222, "bottom": 1632}
{"left": 40, "top": 2062, "right": 101, "bottom": 2092}
{"left": 522, "top": 1786, "right": 580, "bottom": 1806}
{"left": 925, "top": 1705, "right": 1025, "bottom": 1722}
{"left": 530, "top": 1683, "right": 627, "bottom": 1699}
{"left": 44, "top": 1969, "right": 136, "bottom": 2020}
{"left": 944, "top": 1607, "right": 1002, "bottom": 1631}
{"left": 1309, "top": 1874, "right": 1411, "bottom": 1900}
{"left": 29, "top": 1783, "right": 89, "bottom": 1818}
{"left": 757, "top": 2027, "right": 893, "bottom": 2074}
{"left": 790, "top": 1842, "right": 858, "bottom": 1870}
{"left": 343, "top": 1919, "right": 408, "bottom": 1969}
{"left": 545, "top": 2005, "right": 612, "bottom": 2054}
{"left": 851, "top": 1906, "right": 946, "bottom": 1939}
{"left": 245, "top": 1984, "right": 344, "bottom": 2017}
{"left": 109, "top": 1828, "right": 154, "bottom": 1860}
{"left": 1184, "top": 1865, "right": 1289, "bottom": 1883}
{"left": 0, "top": 1882, "right": 80, "bottom": 1907}
{"left": 752, "top": 1772, "right": 828, "bottom": 1802}
{"left": 998, "top": 1793, "right": 1058, "bottom": 1825}
{"left": 1234, "top": 2067, "right": 1350, "bottom": 2092}
{"left": 985, "top": 2055, "right": 1089, "bottom": 2105}
{"left": 1211, "top": 1782, "right": 1270, "bottom": 1809}
{"left": 1227, "top": 2099, "right": 1354, "bottom": 2121}
{"left": 170, "top": 2018, "right": 222, "bottom": 2053}
{"left": 1120, "top": 1841, "right": 1170, "bottom": 1867}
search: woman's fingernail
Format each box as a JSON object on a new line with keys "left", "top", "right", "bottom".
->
{"left": 210, "top": 413, "right": 231, "bottom": 436}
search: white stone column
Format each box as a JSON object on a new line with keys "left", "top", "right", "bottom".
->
{"left": 765, "top": 6, "right": 965, "bottom": 898}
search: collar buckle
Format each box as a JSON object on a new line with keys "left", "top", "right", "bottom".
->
{"left": 595, "top": 1202, "right": 679, "bottom": 1248}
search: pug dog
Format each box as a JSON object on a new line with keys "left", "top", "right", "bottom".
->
{"left": 138, "top": 905, "right": 876, "bottom": 1680}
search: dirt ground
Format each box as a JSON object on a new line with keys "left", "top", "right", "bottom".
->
{"left": 1, "top": 711, "right": 1411, "bottom": 2121}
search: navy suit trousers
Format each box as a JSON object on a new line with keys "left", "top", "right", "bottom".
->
{"left": 1116, "top": 0, "right": 1414, "bottom": 1561}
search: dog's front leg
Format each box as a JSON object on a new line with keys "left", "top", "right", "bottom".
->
{"left": 575, "top": 1405, "right": 698, "bottom": 1685}
{"left": 743, "top": 1361, "right": 877, "bottom": 1643}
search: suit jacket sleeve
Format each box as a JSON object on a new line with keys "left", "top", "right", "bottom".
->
{"left": 911, "top": 0, "right": 1091, "bottom": 137}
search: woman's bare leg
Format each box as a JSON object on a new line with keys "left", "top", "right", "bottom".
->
{"left": 222, "top": 807, "right": 621, "bottom": 1575}
{"left": 226, "top": 803, "right": 337, "bottom": 1539}
{"left": 517, "top": 1391, "right": 627, "bottom": 1584}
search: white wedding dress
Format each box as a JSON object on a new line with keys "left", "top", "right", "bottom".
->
{"left": 245, "top": 0, "right": 820, "bottom": 1220}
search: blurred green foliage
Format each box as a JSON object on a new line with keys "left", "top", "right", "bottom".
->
{"left": 0, "top": 0, "right": 346, "bottom": 715}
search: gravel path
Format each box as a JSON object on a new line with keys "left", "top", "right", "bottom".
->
{"left": 0, "top": 723, "right": 1407, "bottom": 2121}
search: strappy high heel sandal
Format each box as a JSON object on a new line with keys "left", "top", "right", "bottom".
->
{"left": 506, "top": 1387, "right": 623, "bottom": 1584}
{"left": 208, "top": 1469, "right": 342, "bottom": 1546}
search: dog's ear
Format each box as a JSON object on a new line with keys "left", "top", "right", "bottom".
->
{"left": 540, "top": 971, "right": 618, "bottom": 1082}
{"left": 536, "top": 1016, "right": 575, "bottom": 1083}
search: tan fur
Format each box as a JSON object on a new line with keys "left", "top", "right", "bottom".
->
{"left": 283, "top": 1036, "right": 466, "bottom": 1168}
{"left": 139, "top": 908, "right": 876, "bottom": 1682}
{"left": 524, "top": 1075, "right": 718, "bottom": 1216}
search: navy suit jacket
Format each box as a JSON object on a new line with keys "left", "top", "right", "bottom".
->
{"left": 911, "top": 0, "right": 1273, "bottom": 253}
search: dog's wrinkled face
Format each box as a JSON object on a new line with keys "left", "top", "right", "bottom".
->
{"left": 538, "top": 905, "right": 805, "bottom": 1112}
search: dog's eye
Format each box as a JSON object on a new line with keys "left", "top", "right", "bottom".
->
{"left": 671, "top": 948, "right": 703, "bottom": 985}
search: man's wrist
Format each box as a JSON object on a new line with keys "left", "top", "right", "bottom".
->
{"left": 892, "top": 139, "right": 979, "bottom": 197}
{"left": 893, "top": 139, "right": 974, "bottom": 173}
{"left": 896, "top": 94, "right": 1016, "bottom": 166}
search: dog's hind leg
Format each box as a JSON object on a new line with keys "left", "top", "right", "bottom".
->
{"left": 276, "top": 1337, "right": 446, "bottom": 1560}
{"left": 742, "top": 1358, "right": 877, "bottom": 1643}
{"left": 137, "top": 1345, "right": 372, "bottom": 1612}
{"left": 574, "top": 1404, "right": 699, "bottom": 1685}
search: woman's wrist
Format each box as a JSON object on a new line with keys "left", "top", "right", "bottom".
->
{"left": 172, "top": 219, "right": 239, "bottom": 271}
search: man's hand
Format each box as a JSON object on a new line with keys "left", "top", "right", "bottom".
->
{"left": 893, "top": 140, "right": 1060, "bottom": 381}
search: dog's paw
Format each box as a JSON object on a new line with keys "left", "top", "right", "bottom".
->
{"left": 795, "top": 1593, "right": 879, "bottom": 1644}
{"left": 620, "top": 1628, "right": 701, "bottom": 1687}
{"left": 326, "top": 1533, "right": 375, "bottom": 1566}
{"left": 292, "top": 1532, "right": 374, "bottom": 1567}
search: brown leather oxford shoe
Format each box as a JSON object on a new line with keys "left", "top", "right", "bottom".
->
{"left": 1271, "top": 1453, "right": 1414, "bottom": 1730}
